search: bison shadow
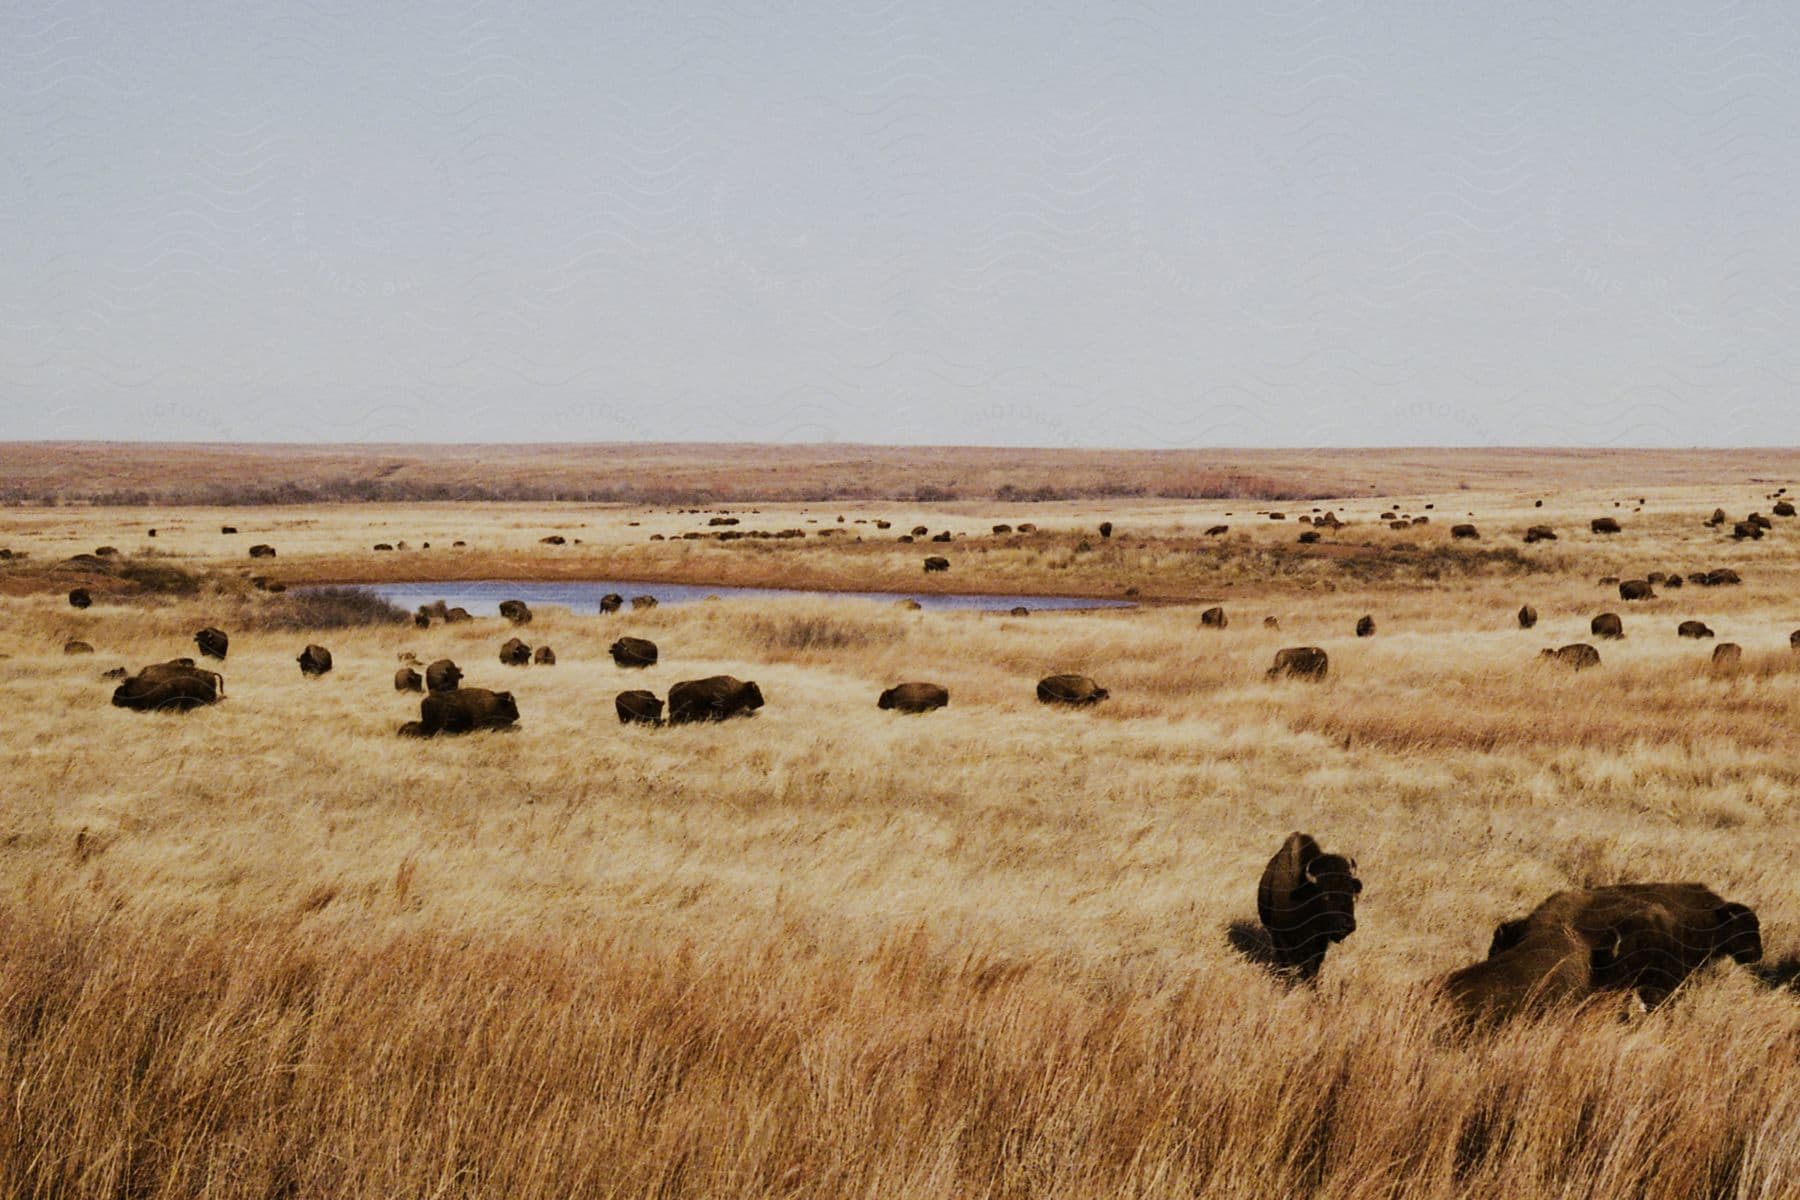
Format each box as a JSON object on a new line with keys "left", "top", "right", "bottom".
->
{"left": 1225, "top": 920, "right": 1297, "bottom": 981}
{"left": 1751, "top": 955, "right": 1800, "bottom": 993}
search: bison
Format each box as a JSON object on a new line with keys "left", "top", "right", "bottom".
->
{"left": 1517, "top": 604, "right": 1538, "bottom": 629}
{"left": 1267, "top": 647, "right": 1328, "bottom": 680}
{"left": 416, "top": 687, "right": 519, "bottom": 735}
{"left": 1098, "top": 521, "right": 1113, "bottom": 538}
{"left": 297, "top": 644, "right": 332, "bottom": 676}
{"left": 1256, "top": 832, "right": 1362, "bottom": 983}
{"left": 1036, "top": 674, "right": 1109, "bottom": 705}
{"left": 425, "top": 659, "right": 463, "bottom": 693}
{"left": 1591, "top": 517, "right": 1621, "bottom": 534}
{"left": 1206, "top": 524, "right": 1229, "bottom": 536}
{"left": 1590, "top": 613, "right": 1624, "bottom": 640}
{"left": 1677, "top": 620, "right": 1714, "bottom": 639}
{"left": 498, "top": 599, "right": 533, "bottom": 625}
{"left": 923, "top": 556, "right": 949, "bottom": 573}
{"left": 1618, "top": 580, "right": 1654, "bottom": 601}
{"left": 630, "top": 595, "right": 658, "bottom": 610}
{"left": 248, "top": 544, "right": 276, "bottom": 558}
{"left": 395, "top": 666, "right": 424, "bottom": 692}
{"left": 111, "top": 660, "right": 224, "bottom": 712}
{"left": 1008, "top": 605, "right": 1029, "bottom": 616}
{"left": 1355, "top": 614, "right": 1376, "bottom": 638}
{"left": 64, "top": 640, "right": 94, "bottom": 655}
{"left": 1711, "top": 642, "right": 1742, "bottom": 668}
{"left": 615, "top": 689, "right": 664, "bottom": 725}
{"left": 533, "top": 646, "right": 556, "bottom": 665}
{"left": 610, "top": 637, "right": 658, "bottom": 668}
{"left": 499, "top": 637, "right": 531, "bottom": 666}
{"left": 1540, "top": 643, "right": 1601, "bottom": 670}
{"left": 598, "top": 593, "right": 624, "bottom": 614}
{"left": 1523, "top": 526, "right": 1556, "bottom": 543}
{"left": 1200, "top": 606, "right": 1227, "bottom": 629}
{"left": 878, "top": 682, "right": 949, "bottom": 713}
{"left": 668, "top": 675, "right": 764, "bottom": 724}
{"left": 194, "top": 627, "right": 229, "bottom": 660}
{"left": 1451, "top": 524, "right": 1479, "bottom": 539}
{"left": 539, "top": 535, "right": 566, "bottom": 545}
{"left": 69, "top": 588, "right": 92, "bottom": 609}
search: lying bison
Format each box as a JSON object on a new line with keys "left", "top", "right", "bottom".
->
{"left": 1008, "top": 605, "right": 1029, "bottom": 616}
{"left": 195, "top": 627, "right": 229, "bottom": 660}
{"left": 1619, "top": 580, "right": 1654, "bottom": 601}
{"left": 1036, "top": 674, "right": 1109, "bottom": 705}
{"left": 395, "top": 666, "right": 424, "bottom": 692}
{"left": 407, "top": 688, "right": 519, "bottom": 735}
{"left": 248, "top": 544, "right": 276, "bottom": 558}
{"left": 1517, "top": 604, "right": 1538, "bottom": 629}
{"left": 297, "top": 644, "right": 333, "bottom": 676}
{"left": 69, "top": 588, "right": 92, "bottom": 609}
{"left": 498, "top": 599, "right": 533, "bottom": 625}
{"left": 1590, "top": 613, "right": 1624, "bottom": 639}
{"left": 533, "top": 646, "right": 556, "bottom": 665}
{"left": 1451, "top": 524, "right": 1479, "bottom": 539}
{"left": 499, "top": 637, "right": 531, "bottom": 666}
{"left": 425, "top": 659, "right": 463, "bottom": 693}
{"left": 878, "top": 682, "right": 949, "bottom": 713}
{"left": 64, "top": 640, "right": 94, "bottom": 655}
{"left": 1200, "top": 606, "right": 1227, "bottom": 629}
{"left": 616, "top": 689, "right": 664, "bottom": 725}
{"left": 668, "top": 675, "right": 764, "bottom": 724}
{"left": 1591, "top": 517, "right": 1622, "bottom": 534}
{"left": 610, "top": 637, "right": 658, "bottom": 668}
{"left": 923, "top": 556, "right": 949, "bottom": 573}
{"left": 1541, "top": 643, "right": 1600, "bottom": 670}
{"left": 1268, "top": 647, "right": 1328, "bottom": 680}
{"left": 1678, "top": 620, "right": 1714, "bottom": 639}
{"left": 1257, "top": 832, "right": 1362, "bottom": 983}
{"left": 111, "top": 660, "right": 224, "bottom": 712}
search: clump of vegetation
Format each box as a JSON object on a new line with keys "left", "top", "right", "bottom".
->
{"left": 742, "top": 611, "right": 906, "bottom": 653}
{"left": 249, "top": 586, "right": 410, "bottom": 631}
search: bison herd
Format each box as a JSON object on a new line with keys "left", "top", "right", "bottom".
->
{"left": 1256, "top": 831, "right": 1770, "bottom": 1024}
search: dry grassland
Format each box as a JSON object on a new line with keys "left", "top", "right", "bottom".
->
{"left": 2, "top": 458, "right": 1798, "bottom": 1197}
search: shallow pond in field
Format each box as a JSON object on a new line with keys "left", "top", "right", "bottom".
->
{"left": 342, "top": 580, "right": 1133, "bottom": 616}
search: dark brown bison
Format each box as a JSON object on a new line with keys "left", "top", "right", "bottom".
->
{"left": 1297, "top": 530, "right": 1321, "bottom": 544}
{"left": 878, "top": 682, "right": 949, "bottom": 713}
{"left": 1442, "top": 893, "right": 1602, "bottom": 1024}
{"left": 413, "top": 608, "right": 432, "bottom": 628}
{"left": 610, "top": 636, "right": 658, "bottom": 667}
{"left": 1268, "top": 647, "right": 1328, "bottom": 680}
{"left": 425, "top": 659, "right": 463, "bottom": 693}
{"left": 1523, "top": 526, "right": 1556, "bottom": 543}
{"left": 598, "top": 593, "right": 623, "bottom": 613}
{"left": 1036, "top": 674, "right": 1109, "bottom": 704}
{"left": 395, "top": 666, "right": 423, "bottom": 692}
{"left": 615, "top": 689, "right": 664, "bottom": 725}
{"left": 1590, "top": 613, "right": 1624, "bottom": 639}
{"left": 1451, "top": 524, "right": 1479, "bottom": 539}
{"left": 533, "top": 646, "right": 556, "bottom": 665}
{"left": 1663, "top": 573, "right": 1683, "bottom": 589}
{"left": 1748, "top": 512, "right": 1773, "bottom": 530}
{"left": 1706, "top": 508, "right": 1727, "bottom": 526}
{"left": 910, "top": 526, "right": 929, "bottom": 537}
{"left": 668, "top": 675, "right": 764, "bottom": 724}
{"left": 1009, "top": 605, "right": 1029, "bottom": 616}
{"left": 443, "top": 607, "right": 472, "bottom": 623}
{"left": 111, "top": 661, "right": 224, "bottom": 712}
{"left": 1591, "top": 517, "right": 1621, "bottom": 534}
{"left": 1732, "top": 521, "right": 1763, "bottom": 540}
{"left": 1711, "top": 642, "right": 1742, "bottom": 668}
{"left": 194, "top": 627, "right": 229, "bottom": 659}
{"left": 630, "top": 595, "right": 658, "bottom": 610}
{"left": 539, "top": 535, "right": 566, "bottom": 545}
{"left": 1355, "top": 614, "right": 1375, "bottom": 638}
{"left": 69, "top": 588, "right": 92, "bottom": 609}
{"left": 992, "top": 524, "right": 1012, "bottom": 535}
{"left": 930, "top": 531, "right": 952, "bottom": 543}
{"left": 1678, "top": 620, "right": 1714, "bottom": 639}
{"left": 1098, "top": 521, "right": 1113, "bottom": 538}
{"left": 221, "top": 525, "right": 238, "bottom": 535}
{"left": 1200, "top": 606, "right": 1227, "bottom": 629}
{"left": 416, "top": 687, "right": 519, "bottom": 735}
{"left": 1791, "top": 629, "right": 1800, "bottom": 652}
{"left": 923, "top": 556, "right": 949, "bottom": 572}
{"left": 248, "top": 544, "right": 276, "bottom": 558}
{"left": 1518, "top": 605, "right": 1538, "bottom": 629}
{"left": 499, "top": 637, "right": 531, "bottom": 666}
{"left": 1618, "top": 580, "right": 1654, "bottom": 601}
{"left": 1257, "top": 832, "right": 1362, "bottom": 982}
{"left": 1703, "top": 568, "right": 1741, "bottom": 587}
{"left": 64, "top": 640, "right": 94, "bottom": 655}
{"left": 498, "top": 599, "right": 533, "bottom": 625}
{"left": 1775, "top": 501, "right": 1796, "bottom": 517}
{"left": 297, "top": 644, "right": 332, "bottom": 676}
{"left": 1206, "top": 524, "right": 1229, "bottom": 536}
{"left": 1541, "top": 643, "right": 1601, "bottom": 670}
{"left": 373, "top": 543, "right": 393, "bottom": 551}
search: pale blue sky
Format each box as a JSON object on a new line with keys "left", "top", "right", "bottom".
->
{"left": 4, "top": 2, "right": 1797, "bottom": 446}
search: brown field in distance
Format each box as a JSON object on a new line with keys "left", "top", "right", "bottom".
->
{"left": 2, "top": 445, "right": 1798, "bottom": 1197}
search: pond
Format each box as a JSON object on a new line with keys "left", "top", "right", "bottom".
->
{"left": 347, "top": 580, "right": 1133, "bottom": 616}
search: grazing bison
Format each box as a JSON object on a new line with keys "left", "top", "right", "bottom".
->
{"left": 615, "top": 689, "right": 664, "bottom": 725}
{"left": 395, "top": 666, "right": 423, "bottom": 692}
{"left": 1268, "top": 647, "right": 1328, "bottom": 680}
{"left": 630, "top": 595, "right": 658, "bottom": 610}
{"left": 533, "top": 646, "right": 556, "bottom": 665}
{"left": 1517, "top": 605, "right": 1538, "bottom": 629}
{"left": 1590, "top": 613, "right": 1624, "bottom": 640}
{"left": 1523, "top": 525, "right": 1556, "bottom": 543}
{"left": 194, "top": 627, "right": 229, "bottom": 659}
{"left": 610, "top": 636, "right": 658, "bottom": 668}
{"left": 923, "top": 556, "right": 949, "bottom": 573}
{"left": 297, "top": 644, "right": 333, "bottom": 676}
{"left": 1618, "top": 580, "right": 1655, "bottom": 601}
{"left": 1711, "top": 642, "right": 1742, "bottom": 668}
{"left": 1355, "top": 615, "right": 1376, "bottom": 637}
{"left": 1098, "top": 522, "right": 1113, "bottom": 538}
{"left": 1591, "top": 517, "right": 1622, "bottom": 534}
{"left": 1256, "top": 832, "right": 1362, "bottom": 983}
{"left": 425, "top": 659, "right": 463, "bottom": 693}
{"left": 1451, "top": 524, "right": 1479, "bottom": 539}
{"left": 499, "top": 637, "right": 531, "bottom": 666}
{"left": 1036, "top": 674, "right": 1109, "bottom": 705}
{"left": 498, "top": 599, "right": 533, "bottom": 625}
{"left": 1200, "top": 606, "right": 1227, "bottom": 629}
{"left": 1541, "top": 643, "right": 1601, "bottom": 670}
{"left": 417, "top": 687, "right": 519, "bottom": 735}
{"left": 69, "top": 588, "right": 92, "bottom": 609}
{"left": 878, "top": 682, "right": 949, "bottom": 713}
{"left": 248, "top": 544, "right": 276, "bottom": 558}
{"left": 668, "top": 675, "right": 764, "bottom": 724}
{"left": 1678, "top": 620, "right": 1714, "bottom": 639}
{"left": 598, "top": 593, "right": 624, "bottom": 614}
{"left": 111, "top": 661, "right": 224, "bottom": 712}
{"left": 64, "top": 640, "right": 94, "bottom": 655}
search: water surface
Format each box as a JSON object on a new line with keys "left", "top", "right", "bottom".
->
{"left": 351, "top": 580, "right": 1132, "bottom": 616}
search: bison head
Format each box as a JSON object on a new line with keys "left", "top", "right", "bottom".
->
{"left": 738, "top": 682, "right": 765, "bottom": 713}
{"left": 1296, "top": 852, "right": 1362, "bottom": 942}
{"left": 494, "top": 692, "right": 520, "bottom": 723}
{"left": 1713, "top": 902, "right": 1762, "bottom": 965}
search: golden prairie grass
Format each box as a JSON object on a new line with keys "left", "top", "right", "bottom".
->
{"left": 1, "top": 475, "right": 1798, "bottom": 1197}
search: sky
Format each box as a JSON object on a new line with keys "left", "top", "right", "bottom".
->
{"left": 4, "top": 1, "right": 1798, "bottom": 447}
